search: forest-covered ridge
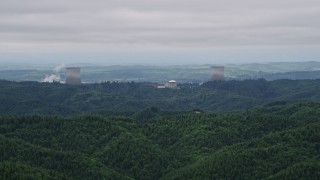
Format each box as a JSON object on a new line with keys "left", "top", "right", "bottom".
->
{"left": 0, "top": 102, "right": 320, "bottom": 179}
{"left": 1, "top": 79, "right": 320, "bottom": 115}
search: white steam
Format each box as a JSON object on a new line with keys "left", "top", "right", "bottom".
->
{"left": 42, "top": 63, "right": 65, "bottom": 83}
{"left": 42, "top": 74, "right": 61, "bottom": 83}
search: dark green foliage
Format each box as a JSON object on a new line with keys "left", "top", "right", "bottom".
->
{"left": 1, "top": 79, "right": 320, "bottom": 179}
{"left": 202, "top": 79, "right": 278, "bottom": 98}
{"left": 169, "top": 125, "right": 320, "bottom": 179}
{"left": 1, "top": 102, "right": 320, "bottom": 179}
{"left": 0, "top": 161, "right": 67, "bottom": 180}
{"left": 2, "top": 79, "right": 320, "bottom": 115}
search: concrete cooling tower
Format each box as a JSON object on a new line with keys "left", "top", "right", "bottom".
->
{"left": 211, "top": 66, "right": 225, "bottom": 80}
{"left": 66, "top": 67, "right": 81, "bottom": 85}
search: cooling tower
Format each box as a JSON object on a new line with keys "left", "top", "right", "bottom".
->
{"left": 211, "top": 66, "right": 225, "bottom": 80}
{"left": 66, "top": 67, "right": 81, "bottom": 85}
{"left": 168, "top": 80, "right": 177, "bottom": 89}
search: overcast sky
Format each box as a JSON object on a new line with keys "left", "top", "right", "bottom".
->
{"left": 0, "top": 0, "right": 320, "bottom": 65}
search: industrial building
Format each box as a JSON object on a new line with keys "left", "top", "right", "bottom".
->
{"left": 66, "top": 67, "right": 81, "bottom": 85}
{"left": 167, "top": 80, "right": 177, "bottom": 89}
{"left": 211, "top": 66, "right": 225, "bottom": 80}
{"left": 155, "top": 80, "right": 178, "bottom": 89}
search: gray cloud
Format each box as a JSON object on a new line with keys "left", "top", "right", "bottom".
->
{"left": 0, "top": 0, "right": 319, "bottom": 55}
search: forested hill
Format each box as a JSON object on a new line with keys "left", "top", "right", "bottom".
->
{"left": 1, "top": 79, "right": 320, "bottom": 179}
{"left": 0, "top": 102, "right": 319, "bottom": 179}
{"left": 1, "top": 79, "right": 320, "bottom": 115}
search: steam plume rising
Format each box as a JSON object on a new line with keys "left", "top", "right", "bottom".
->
{"left": 42, "top": 74, "right": 61, "bottom": 83}
{"left": 42, "top": 63, "right": 65, "bottom": 83}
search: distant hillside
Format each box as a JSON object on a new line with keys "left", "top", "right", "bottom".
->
{"left": 1, "top": 61, "right": 320, "bottom": 83}
{"left": 258, "top": 70, "right": 320, "bottom": 80}
{"left": 1, "top": 79, "right": 320, "bottom": 115}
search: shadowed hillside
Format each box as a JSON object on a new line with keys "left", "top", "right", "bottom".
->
{"left": 0, "top": 102, "right": 319, "bottom": 179}
{"left": 1, "top": 79, "right": 320, "bottom": 115}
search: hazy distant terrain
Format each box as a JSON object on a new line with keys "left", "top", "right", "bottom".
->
{"left": 1, "top": 61, "right": 320, "bottom": 83}
{"left": 1, "top": 79, "right": 320, "bottom": 115}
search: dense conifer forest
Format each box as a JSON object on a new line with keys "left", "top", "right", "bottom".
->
{"left": 0, "top": 79, "right": 320, "bottom": 179}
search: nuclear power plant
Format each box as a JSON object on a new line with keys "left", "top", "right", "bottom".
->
{"left": 211, "top": 66, "right": 225, "bottom": 80}
{"left": 66, "top": 67, "right": 81, "bottom": 85}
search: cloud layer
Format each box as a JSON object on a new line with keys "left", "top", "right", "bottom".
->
{"left": 0, "top": 0, "right": 319, "bottom": 65}
{"left": 1, "top": 0, "right": 320, "bottom": 51}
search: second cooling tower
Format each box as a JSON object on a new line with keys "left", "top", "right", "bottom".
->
{"left": 66, "top": 67, "right": 81, "bottom": 85}
{"left": 211, "top": 66, "right": 225, "bottom": 80}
